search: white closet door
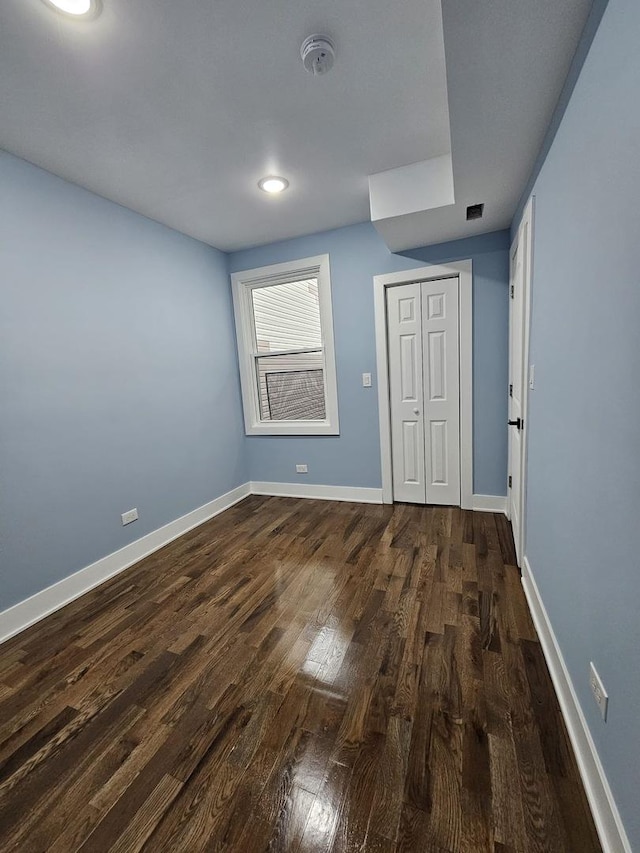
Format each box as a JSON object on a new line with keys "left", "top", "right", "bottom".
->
{"left": 387, "top": 283, "right": 426, "bottom": 503}
{"left": 421, "top": 277, "right": 461, "bottom": 505}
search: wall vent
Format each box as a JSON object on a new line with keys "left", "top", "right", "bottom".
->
{"left": 466, "top": 203, "right": 484, "bottom": 221}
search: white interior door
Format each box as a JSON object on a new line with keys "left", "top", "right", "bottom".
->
{"left": 508, "top": 204, "right": 532, "bottom": 565}
{"left": 387, "top": 277, "right": 461, "bottom": 505}
{"left": 422, "top": 278, "right": 461, "bottom": 505}
{"left": 387, "top": 283, "right": 426, "bottom": 503}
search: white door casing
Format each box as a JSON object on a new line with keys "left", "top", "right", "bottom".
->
{"left": 508, "top": 198, "right": 534, "bottom": 564}
{"left": 508, "top": 242, "right": 525, "bottom": 556}
{"left": 422, "top": 278, "right": 461, "bottom": 505}
{"left": 387, "top": 277, "right": 461, "bottom": 506}
{"left": 387, "top": 283, "right": 426, "bottom": 503}
{"left": 374, "top": 261, "right": 473, "bottom": 508}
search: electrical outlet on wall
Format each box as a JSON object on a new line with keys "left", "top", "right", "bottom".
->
{"left": 121, "top": 508, "right": 138, "bottom": 526}
{"left": 589, "top": 662, "right": 608, "bottom": 721}
{"left": 296, "top": 464, "right": 308, "bottom": 474}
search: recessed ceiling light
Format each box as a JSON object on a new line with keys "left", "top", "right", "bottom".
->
{"left": 258, "top": 176, "right": 289, "bottom": 194}
{"left": 41, "top": 0, "right": 101, "bottom": 19}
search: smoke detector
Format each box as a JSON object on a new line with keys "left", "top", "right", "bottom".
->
{"left": 300, "top": 35, "right": 335, "bottom": 76}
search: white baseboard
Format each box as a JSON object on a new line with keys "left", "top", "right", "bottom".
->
{"left": 0, "top": 482, "right": 251, "bottom": 646}
{"left": 251, "top": 484, "right": 507, "bottom": 512}
{"left": 471, "top": 494, "right": 507, "bottom": 514}
{"left": 250, "top": 481, "right": 384, "bottom": 504}
{"left": 521, "top": 557, "right": 631, "bottom": 853}
{"left": 0, "top": 482, "right": 508, "bottom": 648}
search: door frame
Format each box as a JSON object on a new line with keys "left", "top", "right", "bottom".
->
{"left": 373, "top": 261, "right": 473, "bottom": 507}
{"left": 508, "top": 197, "right": 534, "bottom": 562}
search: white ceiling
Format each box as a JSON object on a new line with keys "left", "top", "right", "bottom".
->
{"left": 0, "top": 0, "right": 450, "bottom": 251}
{"left": 0, "top": 0, "right": 594, "bottom": 252}
{"left": 373, "top": 0, "right": 594, "bottom": 251}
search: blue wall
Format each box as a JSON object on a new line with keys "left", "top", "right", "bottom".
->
{"left": 0, "top": 151, "right": 247, "bottom": 612}
{"left": 518, "top": 0, "right": 640, "bottom": 844}
{"left": 229, "top": 223, "right": 509, "bottom": 496}
{"left": 0, "top": 157, "right": 509, "bottom": 617}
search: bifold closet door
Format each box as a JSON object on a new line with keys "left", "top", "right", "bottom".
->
{"left": 421, "top": 277, "right": 460, "bottom": 505}
{"left": 387, "top": 277, "right": 461, "bottom": 505}
{"left": 387, "top": 283, "right": 427, "bottom": 503}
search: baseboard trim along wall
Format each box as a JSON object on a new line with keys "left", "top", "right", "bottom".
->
{"left": 251, "top": 482, "right": 508, "bottom": 512}
{"left": 249, "top": 481, "right": 384, "bottom": 504}
{"left": 1, "top": 483, "right": 509, "bottom": 646}
{"left": 521, "top": 557, "right": 631, "bottom": 853}
{"left": 0, "top": 482, "right": 251, "bottom": 646}
{"left": 471, "top": 494, "right": 508, "bottom": 514}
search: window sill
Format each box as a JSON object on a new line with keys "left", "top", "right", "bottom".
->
{"left": 245, "top": 420, "right": 339, "bottom": 436}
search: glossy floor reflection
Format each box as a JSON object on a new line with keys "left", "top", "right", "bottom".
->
{"left": 0, "top": 497, "right": 601, "bottom": 851}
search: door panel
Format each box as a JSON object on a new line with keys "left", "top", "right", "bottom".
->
{"left": 421, "top": 278, "right": 461, "bottom": 505}
{"left": 429, "top": 420, "right": 447, "bottom": 484}
{"left": 508, "top": 213, "right": 531, "bottom": 566}
{"left": 387, "top": 283, "right": 426, "bottom": 503}
{"left": 388, "top": 278, "right": 461, "bottom": 506}
{"left": 400, "top": 335, "right": 419, "bottom": 399}
{"left": 427, "top": 331, "right": 446, "bottom": 400}
{"left": 402, "top": 421, "right": 421, "bottom": 484}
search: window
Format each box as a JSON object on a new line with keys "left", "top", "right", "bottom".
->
{"left": 231, "top": 254, "right": 339, "bottom": 435}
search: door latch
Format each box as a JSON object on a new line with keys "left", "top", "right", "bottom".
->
{"left": 508, "top": 418, "right": 522, "bottom": 430}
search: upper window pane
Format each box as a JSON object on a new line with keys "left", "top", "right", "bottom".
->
{"left": 251, "top": 279, "right": 321, "bottom": 353}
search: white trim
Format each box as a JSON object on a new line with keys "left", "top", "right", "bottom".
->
{"left": 374, "top": 276, "right": 393, "bottom": 503}
{"left": 231, "top": 254, "right": 340, "bottom": 436}
{"left": 471, "top": 494, "right": 507, "bottom": 514}
{"left": 373, "top": 261, "right": 473, "bottom": 508}
{"left": 250, "top": 481, "right": 383, "bottom": 504}
{"left": 521, "top": 557, "right": 632, "bottom": 853}
{"left": 458, "top": 263, "right": 473, "bottom": 510}
{"left": 508, "top": 197, "right": 534, "bottom": 560}
{"left": 0, "top": 483, "right": 251, "bottom": 647}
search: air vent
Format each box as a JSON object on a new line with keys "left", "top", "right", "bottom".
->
{"left": 466, "top": 203, "right": 484, "bottom": 221}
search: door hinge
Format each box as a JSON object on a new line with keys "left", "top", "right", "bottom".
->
{"left": 508, "top": 475, "right": 512, "bottom": 488}
{"left": 509, "top": 383, "right": 513, "bottom": 397}
{"left": 510, "top": 285, "right": 514, "bottom": 299}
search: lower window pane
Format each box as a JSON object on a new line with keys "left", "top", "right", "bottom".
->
{"left": 256, "top": 351, "right": 326, "bottom": 420}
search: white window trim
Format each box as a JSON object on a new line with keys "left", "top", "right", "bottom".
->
{"left": 231, "top": 254, "right": 340, "bottom": 436}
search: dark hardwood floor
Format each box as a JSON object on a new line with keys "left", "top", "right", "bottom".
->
{"left": 0, "top": 497, "right": 600, "bottom": 852}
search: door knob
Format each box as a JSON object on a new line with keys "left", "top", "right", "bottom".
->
{"left": 508, "top": 417, "right": 522, "bottom": 430}
{"left": 413, "top": 408, "right": 420, "bottom": 415}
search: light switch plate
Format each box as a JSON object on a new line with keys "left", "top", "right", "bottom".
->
{"left": 529, "top": 364, "right": 535, "bottom": 390}
{"left": 362, "top": 372, "right": 372, "bottom": 387}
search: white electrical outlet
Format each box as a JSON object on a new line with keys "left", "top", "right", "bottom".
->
{"left": 121, "top": 508, "right": 138, "bottom": 526}
{"left": 362, "top": 372, "right": 372, "bottom": 388}
{"left": 296, "top": 464, "right": 308, "bottom": 474}
{"left": 589, "top": 662, "right": 608, "bottom": 721}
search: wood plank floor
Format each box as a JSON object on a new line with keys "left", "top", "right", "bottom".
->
{"left": 0, "top": 497, "right": 600, "bottom": 852}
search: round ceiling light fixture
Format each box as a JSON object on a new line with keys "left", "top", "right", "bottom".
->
{"left": 300, "top": 35, "right": 335, "bottom": 76}
{"left": 41, "top": 0, "right": 101, "bottom": 19}
{"left": 258, "top": 176, "right": 289, "bottom": 194}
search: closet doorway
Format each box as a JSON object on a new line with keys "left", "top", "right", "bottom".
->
{"left": 387, "top": 277, "right": 460, "bottom": 504}
{"left": 374, "top": 262, "right": 473, "bottom": 508}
